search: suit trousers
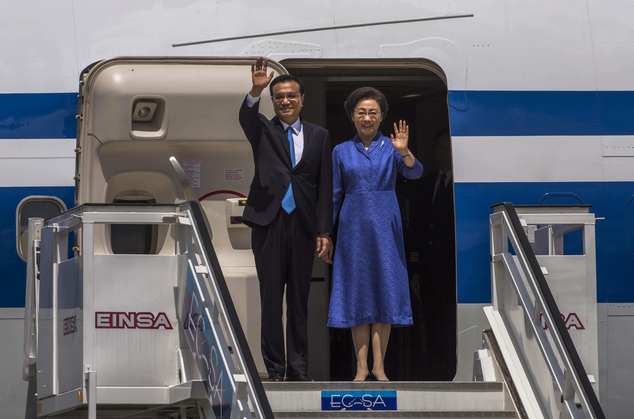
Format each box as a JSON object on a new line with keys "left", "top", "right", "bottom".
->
{"left": 251, "top": 210, "right": 314, "bottom": 379}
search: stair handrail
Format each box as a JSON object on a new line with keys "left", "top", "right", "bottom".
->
{"left": 183, "top": 200, "right": 273, "bottom": 418}
{"left": 490, "top": 203, "right": 605, "bottom": 419}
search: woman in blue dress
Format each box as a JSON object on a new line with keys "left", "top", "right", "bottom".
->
{"left": 327, "top": 87, "right": 423, "bottom": 381}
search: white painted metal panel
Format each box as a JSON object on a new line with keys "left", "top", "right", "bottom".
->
{"left": 0, "top": 319, "right": 30, "bottom": 419}
{"left": 3, "top": 0, "right": 634, "bottom": 95}
{"left": 466, "top": 0, "right": 596, "bottom": 90}
{"left": 92, "top": 255, "right": 181, "bottom": 388}
{"left": 0, "top": 140, "right": 75, "bottom": 187}
{"left": 0, "top": 0, "right": 78, "bottom": 92}
{"left": 537, "top": 256, "right": 599, "bottom": 389}
{"left": 588, "top": 0, "right": 634, "bottom": 90}
{"left": 455, "top": 303, "right": 490, "bottom": 381}
{"left": 605, "top": 304, "right": 634, "bottom": 419}
{"left": 453, "top": 136, "right": 603, "bottom": 182}
{"left": 56, "top": 257, "right": 83, "bottom": 394}
{"left": 37, "top": 227, "right": 56, "bottom": 398}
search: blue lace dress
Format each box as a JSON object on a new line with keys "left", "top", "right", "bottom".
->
{"left": 327, "top": 134, "right": 423, "bottom": 328}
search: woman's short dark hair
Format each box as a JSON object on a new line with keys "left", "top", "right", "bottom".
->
{"left": 269, "top": 74, "right": 305, "bottom": 96}
{"left": 344, "top": 87, "right": 389, "bottom": 120}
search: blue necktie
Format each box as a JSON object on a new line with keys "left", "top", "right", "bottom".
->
{"left": 281, "top": 127, "right": 296, "bottom": 214}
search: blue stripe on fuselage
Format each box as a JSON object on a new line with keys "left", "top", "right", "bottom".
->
{"left": 1, "top": 183, "right": 633, "bottom": 306}
{"left": 2, "top": 91, "right": 634, "bottom": 138}
{"left": 448, "top": 90, "right": 634, "bottom": 136}
{"left": 0, "top": 187, "right": 74, "bottom": 307}
{"left": 0, "top": 93, "right": 77, "bottom": 139}
{"left": 455, "top": 181, "right": 634, "bottom": 304}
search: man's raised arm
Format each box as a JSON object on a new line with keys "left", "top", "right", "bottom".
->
{"left": 239, "top": 58, "right": 274, "bottom": 143}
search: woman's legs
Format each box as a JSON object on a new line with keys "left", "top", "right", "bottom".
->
{"left": 351, "top": 324, "right": 370, "bottom": 381}
{"left": 371, "top": 323, "right": 391, "bottom": 381}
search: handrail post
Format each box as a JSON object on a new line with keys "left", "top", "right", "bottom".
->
{"left": 86, "top": 369, "right": 97, "bottom": 419}
{"left": 23, "top": 217, "right": 43, "bottom": 381}
{"left": 490, "top": 214, "right": 507, "bottom": 311}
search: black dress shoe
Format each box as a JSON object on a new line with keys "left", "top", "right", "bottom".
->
{"left": 266, "top": 373, "right": 284, "bottom": 382}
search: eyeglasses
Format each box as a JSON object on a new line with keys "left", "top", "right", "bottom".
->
{"left": 353, "top": 110, "right": 380, "bottom": 120}
{"left": 273, "top": 93, "right": 301, "bottom": 102}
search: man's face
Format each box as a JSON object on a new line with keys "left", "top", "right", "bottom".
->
{"left": 271, "top": 81, "right": 304, "bottom": 124}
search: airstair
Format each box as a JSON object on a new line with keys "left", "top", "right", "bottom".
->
{"left": 22, "top": 200, "right": 606, "bottom": 418}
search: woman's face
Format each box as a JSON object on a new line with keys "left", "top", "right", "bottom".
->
{"left": 352, "top": 98, "right": 382, "bottom": 140}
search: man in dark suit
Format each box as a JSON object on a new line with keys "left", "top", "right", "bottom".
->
{"left": 239, "top": 58, "right": 332, "bottom": 381}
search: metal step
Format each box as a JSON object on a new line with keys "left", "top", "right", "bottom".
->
{"left": 274, "top": 412, "right": 517, "bottom": 418}
{"left": 264, "top": 381, "right": 517, "bottom": 418}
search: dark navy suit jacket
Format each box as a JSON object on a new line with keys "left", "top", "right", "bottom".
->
{"left": 238, "top": 98, "right": 332, "bottom": 235}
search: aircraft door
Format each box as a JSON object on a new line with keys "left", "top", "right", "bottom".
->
{"left": 76, "top": 57, "right": 288, "bottom": 377}
{"left": 283, "top": 60, "right": 456, "bottom": 381}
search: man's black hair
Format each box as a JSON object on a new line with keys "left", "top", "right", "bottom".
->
{"left": 269, "top": 74, "right": 305, "bottom": 96}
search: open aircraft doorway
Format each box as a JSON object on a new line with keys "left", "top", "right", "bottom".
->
{"left": 283, "top": 59, "right": 456, "bottom": 381}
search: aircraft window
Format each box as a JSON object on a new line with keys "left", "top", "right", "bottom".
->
{"left": 16, "top": 196, "right": 67, "bottom": 261}
{"left": 110, "top": 195, "right": 158, "bottom": 254}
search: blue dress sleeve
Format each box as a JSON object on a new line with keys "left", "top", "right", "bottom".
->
{"left": 332, "top": 146, "right": 344, "bottom": 230}
{"left": 394, "top": 148, "right": 424, "bottom": 179}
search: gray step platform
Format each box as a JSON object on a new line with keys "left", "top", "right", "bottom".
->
{"left": 274, "top": 413, "right": 517, "bottom": 418}
{"left": 264, "top": 381, "right": 517, "bottom": 418}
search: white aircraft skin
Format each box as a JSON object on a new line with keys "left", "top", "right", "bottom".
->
{"left": 1, "top": 1, "right": 634, "bottom": 417}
